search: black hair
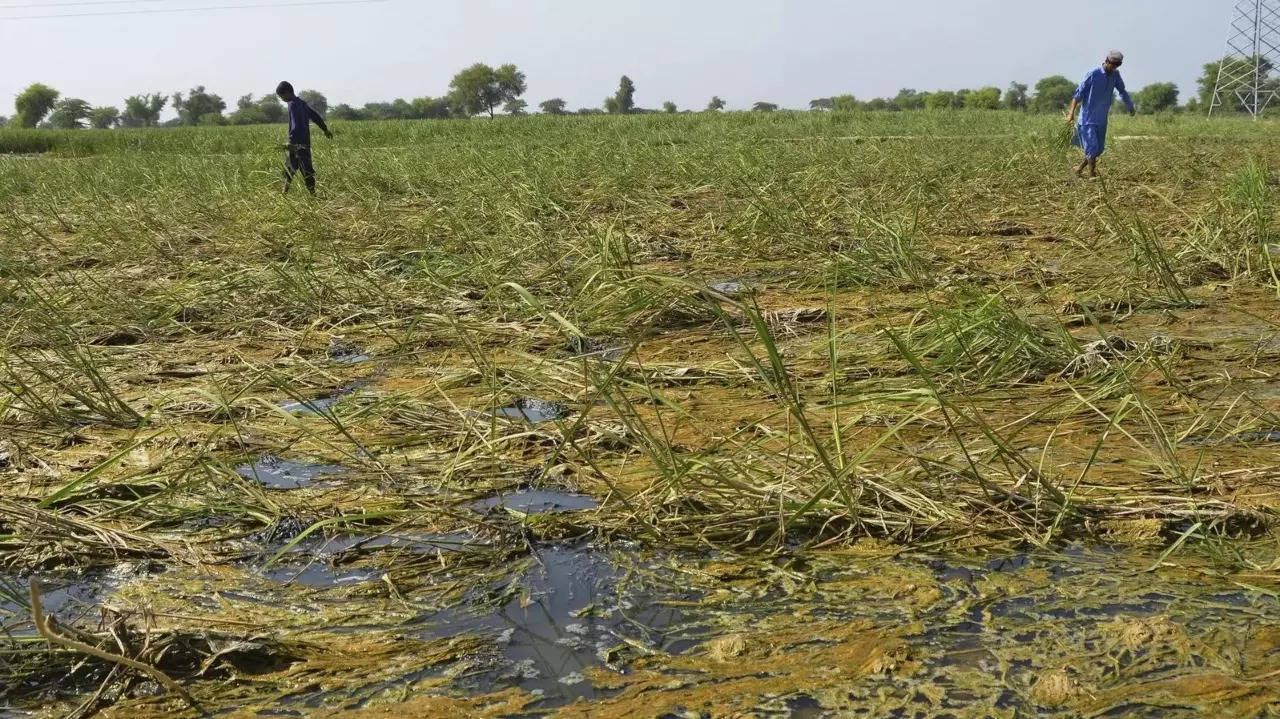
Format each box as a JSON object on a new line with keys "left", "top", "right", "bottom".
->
{"left": 276, "top": 81, "right": 294, "bottom": 95}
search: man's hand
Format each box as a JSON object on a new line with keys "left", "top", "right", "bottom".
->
{"left": 324, "top": 129, "right": 334, "bottom": 139}
{"left": 1128, "top": 109, "right": 1136, "bottom": 117}
{"left": 1065, "top": 113, "right": 1074, "bottom": 125}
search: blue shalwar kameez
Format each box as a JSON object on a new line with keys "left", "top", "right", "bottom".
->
{"left": 1072, "top": 67, "right": 1134, "bottom": 159}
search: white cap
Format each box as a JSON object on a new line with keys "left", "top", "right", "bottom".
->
{"left": 1106, "top": 50, "right": 1124, "bottom": 64}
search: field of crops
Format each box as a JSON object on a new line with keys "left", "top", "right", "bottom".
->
{"left": 2, "top": 111, "right": 1279, "bottom": 718}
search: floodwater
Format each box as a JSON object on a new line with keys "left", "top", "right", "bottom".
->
{"left": 276, "top": 381, "right": 367, "bottom": 416}
{"left": 234, "top": 455, "right": 346, "bottom": 489}
{"left": 468, "top": 489, "right": 599, "bottom": 514}
{"left": 489, "top": 398, "right": 569, "bottom": 423}
{"left": 4, "top": 539, "right": 1278, "bottom": 716}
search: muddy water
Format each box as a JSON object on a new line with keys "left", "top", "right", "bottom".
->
{"left": 235, "top": 455, "right": 346, "bottom": 489}
{"left": 489, "top": 398, "right": 569, "bottom": 423}
{"left": 276, "top": 381, "right": 367, "bottom": 416}
{"left": 418, "top": 542, "right": 697, "bottom": 703}
{"left": 469, "top": 489, "right": 598, "bottom": 514}
{"left": 5, "top": 539, "right": 1278, "bottom": 716}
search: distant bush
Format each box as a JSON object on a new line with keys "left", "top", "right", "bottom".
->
{"left": 0, "top": 130, "right": 57, "bottom": 154}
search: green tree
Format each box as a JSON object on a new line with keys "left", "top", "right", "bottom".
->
{"left": 1002, "top": 82, "right": 1029, "bottom": 111}
{"left": 865, "top": 97, "right": 890, "bottom": 111}
{"left": 893, "top": 88, "right": 924, "bottom": 111}
{"left": 228, "top": 94, "right": 287, "bottom": 125}
{"left": 0, "top": 116, "right": 8, "bottom": 127}
{"left": 809, "top": 97, "right": 834, "bottom": 111}
{"left": 752, "top": 101, "right": 778, "bottom": 112}
{"left": 48, "top": 98, "right": 92, "bottom": 129}
{"left": 1196, "top": 57, "right": 1277, "bottom": 113}
{"left": 539, "top": 98, "right": 567, "bottom": 115}
{"left": 14, "top": 83, "right": 60, "bottom": 128}
{"left": 121, "top": 93, "right": 167, "bottom": 127}
{"left": 610, "top": 75, "right": 636, "bottom": 114}
{"left": 1031, "top": 75, "right": 1076, "bottom": 113}
{"left": 503, "top": 98, "right": 528, "bottom": 115}
{"left": 331, "top": 103, "right": 361, "bottom": 120}
{"left": 706, "top": 96, "right": 726, "bottom": 111}
{"left": 298, "top": 90, "right": 327, "bottom": 115}
{"left": 448, "top": 62, "right": 526, "bottom": 118}
{"left": 924, "top": 90, "right": 957, "bottom": 110}
{"left": 1134, "top": 82, "right": 1179, "bottom": 114}
{"left": 663, "top": 100, "right": 677, "bottom": 113}
{"left": 831, "top": 94, "right": 858, "bottom": 111}
{"left": 603, "top": 96, "right": 620, "bottom": 113}
{"left": 89, "top": 106, "right": 119, "bottom": 129}
{"left": 172, "top": 86, "right": 226, "bottom": 125}
{"left": 411, "top": 96, "right": 451, "bottom": 119}
{"left": 967, "top": 86, "right": 1001, "bottom": 110}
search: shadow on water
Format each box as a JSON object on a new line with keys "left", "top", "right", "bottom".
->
{"left": 235, "top": 455, "right": 346, "bottom": 489}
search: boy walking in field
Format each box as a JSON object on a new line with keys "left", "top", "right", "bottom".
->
{"left": 1066, "top": 51, "right": 1135, "bottom": 178}
{"left": 276, "top": 81, "right": 332, "bottom": 195}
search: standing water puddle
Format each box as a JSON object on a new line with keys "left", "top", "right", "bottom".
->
{"left": 10, "top": 543, "right": 1278, "bottom": 717}
{"left": 469, "top": 489, "right": 598, "bottom": 514}
{"left": 417, "top": 541, "right": 698, "bottom": 704}
{"left": 327, "top": 340, "right": 372, "bottom": 365}
{"left": 235, "top": 455, "right": 346, "bottom": 489}
{"left": 489, "top": 398, "right": 568, "bottom": 423}
{"left": 277, "top": 381, "right": 366, "bottom": 416}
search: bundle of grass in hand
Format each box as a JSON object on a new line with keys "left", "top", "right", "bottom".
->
{"left": 1052, "top": 120, "right": 1077, "bottom": 151}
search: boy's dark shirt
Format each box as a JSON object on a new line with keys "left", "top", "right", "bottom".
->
{"left": 287, "top": 98, "right": 328, "bottom": 147}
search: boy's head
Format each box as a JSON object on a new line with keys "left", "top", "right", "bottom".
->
{"left": 276, "top": 81, "right": 296, "bottom": 101}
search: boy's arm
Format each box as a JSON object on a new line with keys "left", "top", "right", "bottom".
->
{"left": 1067, "top": 72, "right": 1092, "bottom": 123}
{"left": 308, "top": 105, "right": 333, "bottom": 138}
{"left": 1115, "top": 74, "right": 1135, "bottom": 115}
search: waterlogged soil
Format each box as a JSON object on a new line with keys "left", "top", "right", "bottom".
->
{"left": 5, "top": 116, "right": 1280, "bottom": 717}
{"left": 6, "top": 542, "right": 1277, "bottom": 718}
{"left": 235, "top": 455, "right": 348, "bottom": 489}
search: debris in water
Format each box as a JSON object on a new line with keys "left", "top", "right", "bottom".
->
{"left": 277, "top": 381, "right": 366, "bottom": 415}
{"left": 469, "top": 489, "right": 598, "bottom": 515}
{"left": 489, "top": 398, "right": 568, "bottom": 423}
{"left": 565, "top": 336, "right": 625, "bottom": 361}
{"left": 327, "top": 338, "right": 371, "bottom": 364}
{"left": 420, "top": 542, "right": 694, "bottom": 703}
{"left": 264, "top": 564, "right": 378, "bottom": 588}
{"left": 705, "top": 280, "right": 748, "bottom": 298}
{"left": 236, "top": 455, "right": 345, "bottom": 489}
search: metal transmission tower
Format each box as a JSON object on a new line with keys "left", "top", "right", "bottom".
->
{"left": 1209, "top": 0, "right": 1280, "bottom": 118}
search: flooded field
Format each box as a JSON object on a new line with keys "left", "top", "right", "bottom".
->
{"left": 1, "top": 112, "right": 1278, "bottom": 717}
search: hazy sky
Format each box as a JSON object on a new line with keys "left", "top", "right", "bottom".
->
{"left": 0, "top": 0, "right": 1233, "bottom": 116}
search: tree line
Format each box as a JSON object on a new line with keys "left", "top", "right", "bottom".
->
{"left": 3, "top": 57, "right": 1274, "bottom": 129}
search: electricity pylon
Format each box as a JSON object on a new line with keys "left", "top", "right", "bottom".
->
{"left": 1209, "top": 0, "right": 1280, "bottom": 118}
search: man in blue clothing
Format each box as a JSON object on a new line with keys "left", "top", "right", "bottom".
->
{"left": 276, "top": 81, "right": 332, "bottom": 195}
{"left": 1066, "top": 51, "right": 1135, "bottom": 178}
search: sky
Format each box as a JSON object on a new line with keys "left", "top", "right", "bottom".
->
{"left": 0, "top": 0, "right": 1235, "bottom": 117}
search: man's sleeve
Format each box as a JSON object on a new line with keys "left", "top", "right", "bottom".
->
{"left": 308, "top": 105, "right": 330, "bottom": 134}
{"left": 1074, "top": 71, "right": 1093, "bottom": 101}
{"left": 1115, "top": 74, "right": 1134, "bottom": 112}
